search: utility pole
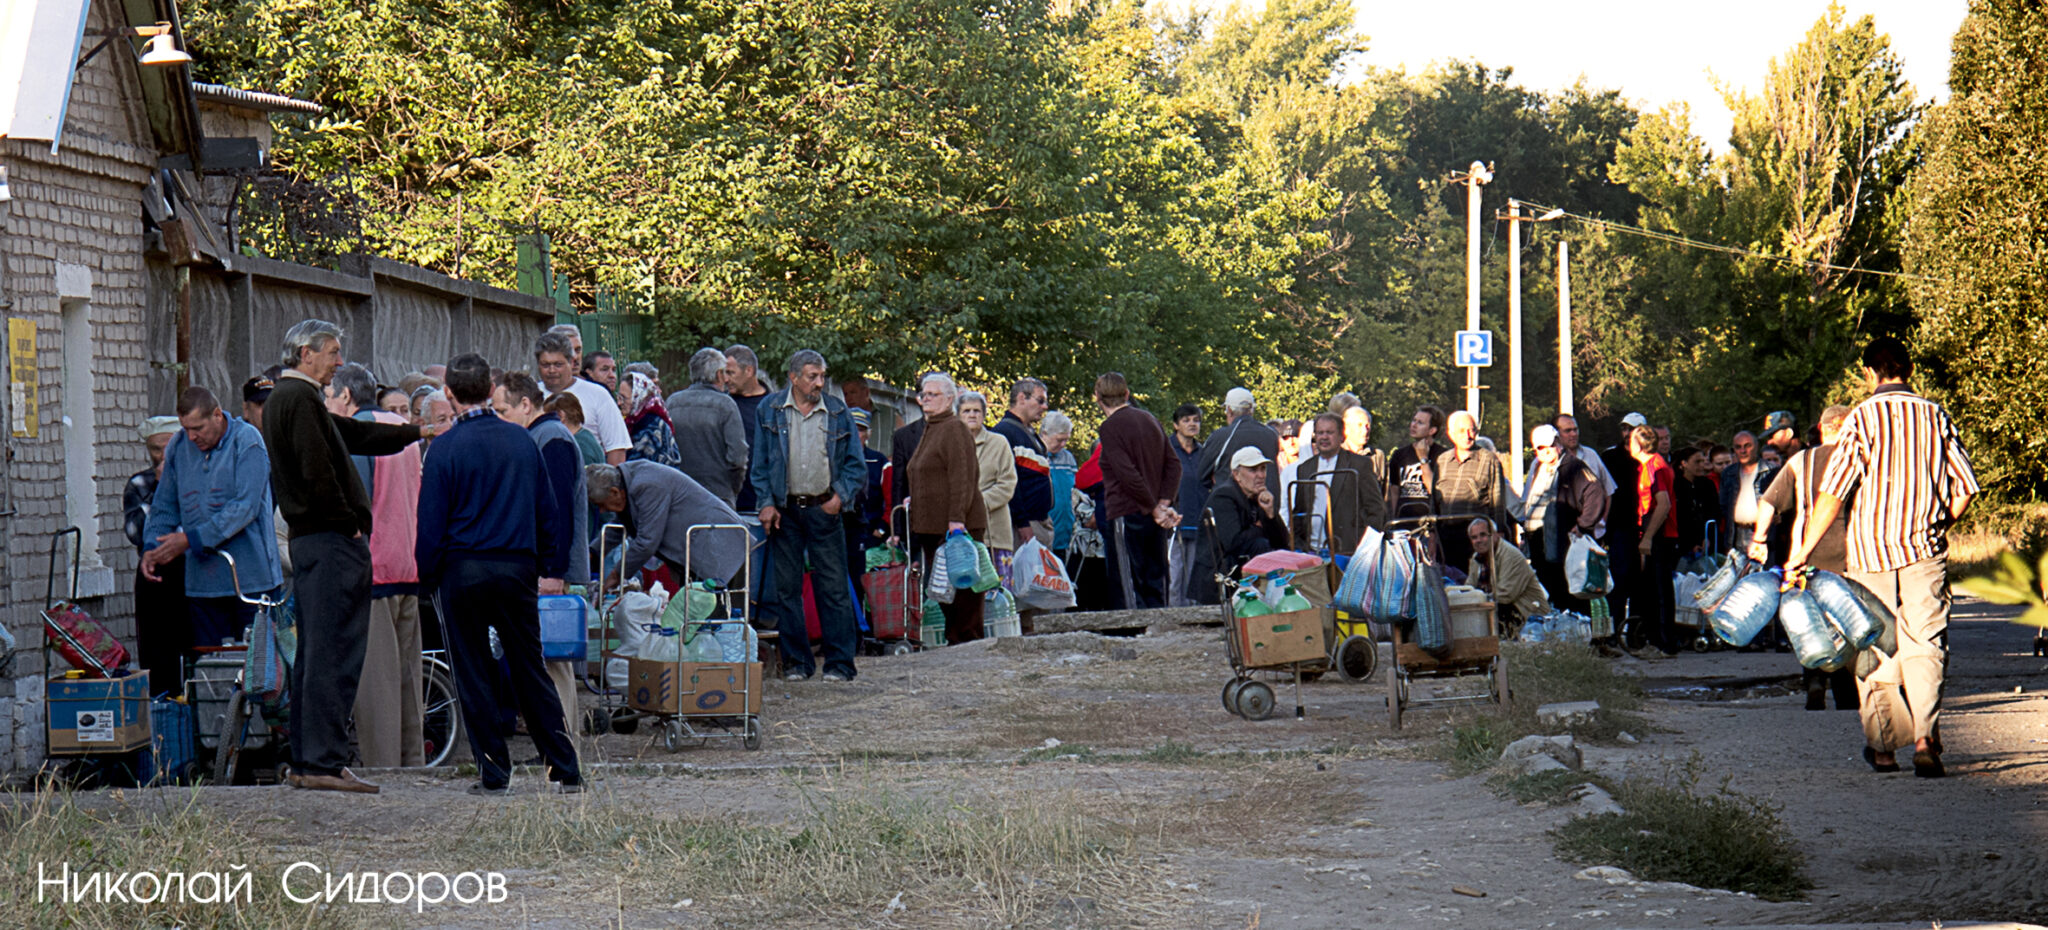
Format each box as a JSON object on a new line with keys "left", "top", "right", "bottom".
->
{"left": 1455, "top": 161, "right": 1491, "bottom": 418}
{"left": 1506, "top": 199, "right": 1524, "bottom": 487}
{"left": 1558, "top": 239, "right": 1573, "bottom": 416}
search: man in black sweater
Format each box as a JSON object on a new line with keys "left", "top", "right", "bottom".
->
{"left": 263, "top": 320, "right": 429, "bottom": 794}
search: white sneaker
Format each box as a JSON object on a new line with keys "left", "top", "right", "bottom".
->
{"left": 821, "top": 671, "right": 850, "bottom": 682}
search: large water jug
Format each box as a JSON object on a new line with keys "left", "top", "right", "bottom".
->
{"left": 538, "top": 594, "right": 585, "bottom": 660}
{"left": 1694, "top": 551, "right": 1757, "bottom": 613}
{"left": 1803, "top": 570, "right": 1884, "bottom": 652}
{"left": 1709, "top": 568, "right": 1783, "bottom": 646}
{"left": 944, "top": 530, "right": 980, "bottom": 590}
{"left": 1276, "top": 585, "right": 1313, "bottom": 613}
{"left": 1779, "top": 586, "right": 1849, "bottom": 670}
{"left": 1234, "top": 587, "right": 1272, "bottom": 618}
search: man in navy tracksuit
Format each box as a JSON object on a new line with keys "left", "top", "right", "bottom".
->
{"left": 416, "top": 353, "right": 582, "bottom": 796}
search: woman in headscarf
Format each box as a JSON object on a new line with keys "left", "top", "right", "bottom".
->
{"left": 618, "top": 370, "right": 682, "bottom": 469}
{"left": 906, "top": 373, "right": 988, "bottom": 643}
{"left": 956, "top": 390, "right": 1019, "bottom": 586}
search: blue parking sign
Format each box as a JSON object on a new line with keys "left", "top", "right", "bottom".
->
{"left": 1455, "top": 330, "right": 1492, "bottom": 367}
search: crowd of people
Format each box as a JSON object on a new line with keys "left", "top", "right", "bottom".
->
{"left": 121, "top": 320, "right": 1975, "bottom": 792}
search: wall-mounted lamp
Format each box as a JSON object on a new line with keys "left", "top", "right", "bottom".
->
{"left": 77, "top": 21, "right": 190, "bottom": 70}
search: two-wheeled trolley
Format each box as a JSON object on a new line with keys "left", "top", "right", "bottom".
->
{"left": 1384, "top": 514, "right": 1509, "bottom": 730}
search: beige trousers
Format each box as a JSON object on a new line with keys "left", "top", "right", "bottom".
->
{"left": 353, "top": 594, "right": 423, "bottom": 767}
{"left": 1850, "top": 559, "right": 1948, "bottom": 748}
{"left": 548, "top": 660, "right": 581, "bottom": 759}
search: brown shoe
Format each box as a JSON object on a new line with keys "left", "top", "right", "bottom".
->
{"left": 296, "top": 769, "right": 381, "bottom": 794}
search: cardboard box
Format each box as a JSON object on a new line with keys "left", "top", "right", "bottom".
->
{"left": 47, "top": 671, "right": 152, "bottom": 755}
{"left": 627, "top": 659, "right": 761, "bottom": 716}
{"left": 1238, "top": 607, "right": 1328, "bottom": 668}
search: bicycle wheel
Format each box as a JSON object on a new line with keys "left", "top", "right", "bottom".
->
{"left": 213, "top": 691, "right": 247, "bottom": 784}
{"left": 421, "top": 655, "right": 461, "bottom": 768}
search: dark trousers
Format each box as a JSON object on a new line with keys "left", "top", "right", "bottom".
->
{"left": 188, "top": 595, "right": 259, "bottom": 653}
{"left": 913, "top": 532, "right": 984, "bottom": 644}
{"left": 134, "top": 563, "right": 189, "bottom": 698}
{"left": 437, "top": 554, "right": 579, "bottom": 789}
{"left": 1628, "top": 537, "right": 1680, "bottom": 653}
{"left": 1106, "top": 515, "right": 1168, "bottom": 610}
{"left": 287, "top": 532, "right": 372, "bottom": 777}
{"left": 765, "top": 503, "right": 857, "bottom": 679}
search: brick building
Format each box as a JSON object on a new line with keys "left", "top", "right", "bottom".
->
{"left": 0, "top": 0, "right": 553, "bottom": 777}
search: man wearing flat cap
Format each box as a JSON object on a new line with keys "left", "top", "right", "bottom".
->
{"left": 1191, "top": 447, "right": 1291, "bottom": 602}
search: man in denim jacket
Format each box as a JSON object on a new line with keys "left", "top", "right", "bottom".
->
{"left": 750, "top": 349, "right": 868, "bottom": 681}
{"left": 141, "top": 386, "right": 282, "bottom": 656}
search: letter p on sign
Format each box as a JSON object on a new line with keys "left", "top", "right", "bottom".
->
{"left": 1455, "top": 330, "right": 1492, "bottom": 367}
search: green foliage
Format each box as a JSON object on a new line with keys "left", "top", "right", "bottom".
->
{"left": 1951, "top": 545, "right": 2048, "bottom": 630}
{"left": 1495, "top": 768, "right": 1612, "bottom": 806}
{"left": 1902, "top": 0, "right": 2048, "bottom": 501}
{"left": 1553, "top": 756, "right": 1812, "bottom": 901}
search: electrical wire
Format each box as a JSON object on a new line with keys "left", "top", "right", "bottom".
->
{"left": 1515, "top": 201, "right": 1934, "bottom": 283}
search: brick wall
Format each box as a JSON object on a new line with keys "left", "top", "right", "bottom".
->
{"left": 0, "top": 0, "right": 158, "bottom": 775}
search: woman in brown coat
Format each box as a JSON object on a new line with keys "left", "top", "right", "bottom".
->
{"left": 906, "top": 373, "right": 988, "bottom": 643}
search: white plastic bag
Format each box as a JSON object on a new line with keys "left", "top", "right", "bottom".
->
{"left": 926, "top": 545, "right": 956, "bottom": 605}
{"left": 1565, "top": 535, "right": 1611, "bottom": 596}
{"left": 1012, "top": 538, "right": 1076, "bottom": 610}
{"left": 612, "top": 591, "right": 661, "bottom": 658}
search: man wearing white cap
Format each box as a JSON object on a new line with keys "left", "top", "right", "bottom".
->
{"left": 1195, "top": 387, "right": 1280, "bottom": 500}
{"left": 1192, "top": 447, "right": 1291, "bottom": 599}
{"left": 1519, "top": 424, "right": 1607, "bottom": 614}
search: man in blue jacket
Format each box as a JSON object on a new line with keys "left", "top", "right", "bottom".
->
{"left": 140, "top": 386, "right": 281, "bottom": 659}
{"left": 416, "top": 353, "right": 582, "bottom": 796}
{"left": 751, "top": 349, "right": 867, "bottom": 681}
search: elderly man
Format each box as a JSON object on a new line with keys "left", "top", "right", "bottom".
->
{"left": 1754, "top": 404, "right": 1859, "bottom": 712}
{"left": 262, "top": 320, "right": 428, "bottom": 794}
{"left": 535, "top": 331, "right": 629, "bottom": 466}
{"left": 1520, "top": 424, "right": 1607, "bottom": 616}
{"left": 1434, "top": 410, "right": 1506, "bottom": 571}
{"left": 1096, "top": 372, "right": 1181, "bottom": 609}
{"left": 1195, "top": 387, "right": 1280, "bottom": 499}
{"left": 493, "top": 370, "right": 589, "bottom": 749}
{"left": 587, "top": 461, "right": 747, "bottom": 592}
{"left": 752, "top": 350, "right": 867, "bottom": 682}
{"left": 991, "top": 378, "right": 1053, "bottom": 544}
{"left": 1788, "top": 337, "right": 1977, "bottom": 777}
{"left": 665, "top": 347, "right": 750, "bottom": 507}
{"left": 417, "top": 354, "right": 580, "bottom": 796}
{"left": 1193, "top": 448, "right": 1290, "bottom": 593}
{"left": 1285, "top": 412, "right": 1385, "bottom": 557}
{"left": 1467, "top": 517, "right": 1549, "bottom": 634}
{"left": 140, "top": 387, "right": 280, "bottom": 673}
{"left": 329, "top": 363, "right": 428, "bottom": 769}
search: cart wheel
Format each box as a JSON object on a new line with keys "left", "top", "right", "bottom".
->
{"left": 213, "top": 691, "right": 247, "bottom": 784}
{"left": 1221, "top": 678, "right": 1247, "bottom": 715}
{"left": 742, "top": 717, "right": 762, "bottom": 751}
{"left": 1692, "top": 635, "right": 1712, "bottom": 654}
{"left": 661, "top": 720, "right": 683, "bottom": 752}
{"left": 888, "top": 641, "right": 914, "bottom": 657}
{"left": 421, "top": 657, "right": 461, "bottom": 768}
{"left": 611, "top": 713, "right": 640, "bottom": 735}
{"left": 583, "top": 706, "right": 612, "bottom": 736}
{"left": 1237, "top": 681, "right": 1276, "bottom": 721}
{"left": 1333, "top": 635, "right": 1377, "bottom": 683}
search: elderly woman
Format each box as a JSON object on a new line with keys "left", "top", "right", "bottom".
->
{"left": 906, "top": 373, "right": 989, "bottom": 643}
{"left": 1042, "top": 411, "right": 1078, "bottom": 555}
{"left": 618, "top": 370, "right": 682, "bottom": 469}
{"left": 956, "top": 390, "right": 1019, "bottom": 583}
{"left": 1191, "top": 447, "right": 1290, "bottom": 604}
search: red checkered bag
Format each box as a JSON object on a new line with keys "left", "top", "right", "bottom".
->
{"left": 861, "top": 562, "right": 918, "bottom": 641}
{"left": 43, "top": 601, "right": 127, "bottom": 677}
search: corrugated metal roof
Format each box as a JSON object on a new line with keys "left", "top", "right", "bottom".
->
{"left": 192, "top": 82, "right": 323, "bottom": 115}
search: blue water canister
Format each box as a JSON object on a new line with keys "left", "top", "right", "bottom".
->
{"left": 944, "top": 530, "right": 980, "bottom": 590}
{"left": 538, "top": 594, "right": 586, "bottom": 660}
{"left": 1779, "top": 585, "right": 1849, "bottom": 671}
{"left": 1709, "top": 568, "right": 1783, "bottom": 647}
{"left": 1803, "top": 570, "right": 1885, "bottom": 652}
{"left": 1693, "top": 551, "right": 1757, "bottom": 613}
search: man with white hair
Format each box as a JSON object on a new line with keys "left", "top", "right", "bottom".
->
{"left": 263, "top": 319, "right": 430, "bottom": 794}
{"left": 1195, "top": 387, "right": 1280, "bottom": 499}
{"left": 1433, "top": 409, "right": 1507, "bottom": 571}
{"left": 1520, "top": 424, "right": 1607, "bottom": 615}
{"left": 666, "top": 347, "right": 750, "bottom": 506}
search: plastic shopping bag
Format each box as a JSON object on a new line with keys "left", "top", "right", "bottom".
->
{"left": 1410, "top": 540, "right": 1451, "bottom": 654}
{"left": 926, "top": 546, "right": 956, "bottom": 605}
{"left": 1371, "top": 532, "right": 1418, "bottom": 622}
{"left": 1566, "top": 535, "right": 1611, "bottom": 597}
{"left": 1334, "top": 528, "right": 1380, "bottom": 616}
{"left": 1013, "top": 538, "right": 1077, "bottom": 610}
{"left": 971, "top": 541, "right": 1001, "bottom": 594}
{"left": 242, "top": 604, "right": 289, "bottom": 705}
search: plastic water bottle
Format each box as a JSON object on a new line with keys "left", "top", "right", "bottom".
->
{"left": 1276, "top": 586, "right": 1313, "bottom": 613}
{"left": 1803, "top": 570, "right": 1884, "bottom": 651}
{"left": 1234, "top": 587, "right": 1272, "bottom": 618}
{"left": 1709, "top": 568, "right": 1783, "bottom": 647}
{"left": 1779, "top": 585, "right": 1849, "bottom": 671}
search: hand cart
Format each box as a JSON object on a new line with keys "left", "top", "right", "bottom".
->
{"left": 1385, "top": 514, "right": 1509, "bottom": 730}
{"left": 195, "top": 550, "right": 291, "bottom": 784}
{"left": 860, "top": 502, "right": 920, "bottom": 655}
{"left": 1207, "top": 510, "right": 1327, "bottom": 721}
{"left": 1284, "top": 471, "right": 1379, "bottom": 684}
{"left": 40, "top": 528, "right": 152, "bottom": 786}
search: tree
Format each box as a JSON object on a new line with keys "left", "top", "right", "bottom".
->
{"left": 1902, "top": 0, "right": 2048, "bottom": 500}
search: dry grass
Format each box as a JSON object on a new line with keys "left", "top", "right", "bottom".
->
{"left": 0, "top": 785, "right": 362, "bottom": 930}
{"left": 1949, "top": 531, "right": 2012, "bottom": 578}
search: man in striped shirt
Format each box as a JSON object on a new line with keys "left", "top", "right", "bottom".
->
{"left": 1787, "top": 336, "right": 1977, "bottom": 778}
